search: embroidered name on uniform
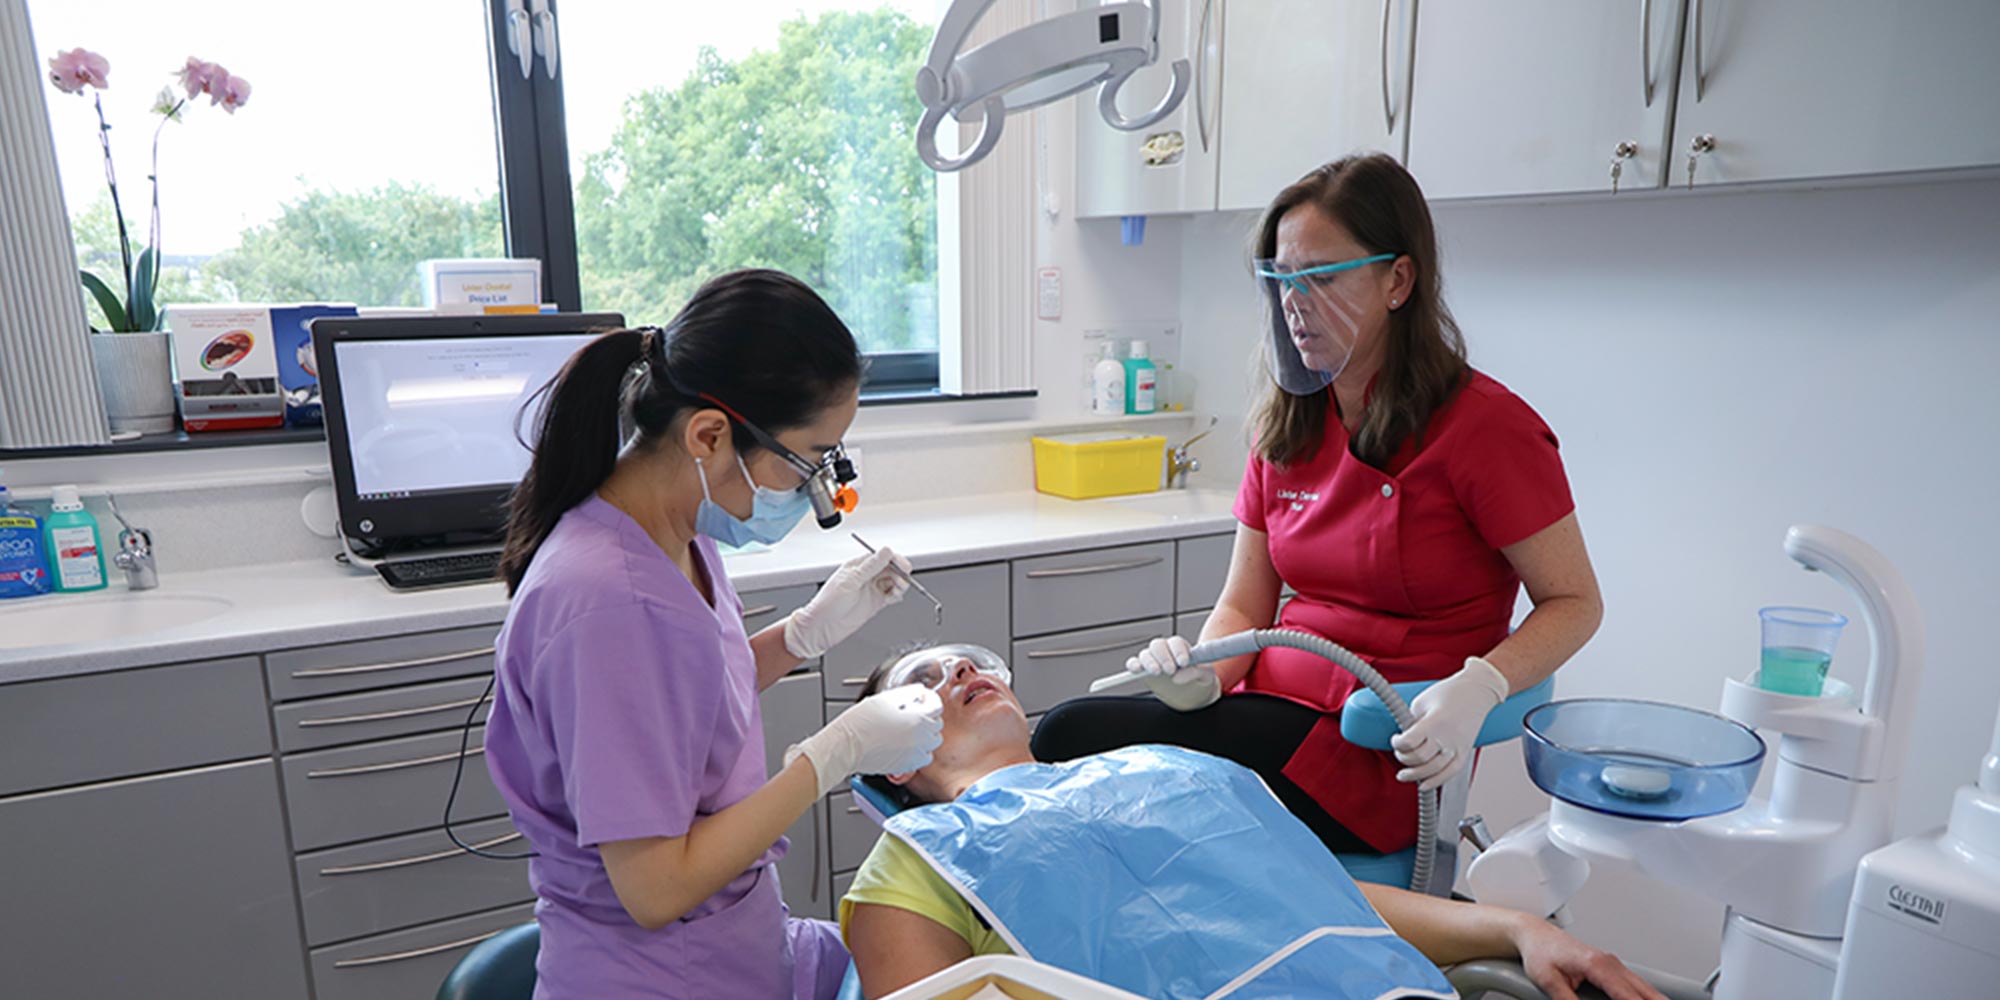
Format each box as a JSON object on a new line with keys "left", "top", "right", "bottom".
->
{"left": 1276, "top": 488, "right": 1320, "bottom": 512}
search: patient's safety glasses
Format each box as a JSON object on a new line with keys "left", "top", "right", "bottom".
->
{"left": 1253, "top": 253, "right": 1397, "bottom": 297}
{"left": 884, "top": 644, "right": 1012, "bottom": 693}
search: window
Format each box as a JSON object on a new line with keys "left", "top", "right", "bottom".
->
{"left": 558, "top": 3, "right": 941, "bottom": 357}
{"left": 10, "top": 0, "right": 945, "bottom": 452}
{"left": 32, "top": 0, "right": 504, "bottom": 321}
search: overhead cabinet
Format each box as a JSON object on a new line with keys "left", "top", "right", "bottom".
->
{"left": 1406, "top": 0, "right": 1686, "bottom": 199}
{"left": 1076, "top": 0, "right": 1224, "bottom": 217}
{"left": 1081, "top": 0, "right": 2000, "bottom": 209}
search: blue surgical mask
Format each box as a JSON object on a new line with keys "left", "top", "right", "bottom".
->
{"left": 695, "top": 452, "right": 812, "bottom": 548}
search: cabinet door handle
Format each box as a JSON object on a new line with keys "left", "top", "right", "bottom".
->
{"left": 1024, "top": 555, "right": 1163, "bottom": 579}
{"left": 1378, "top": 0, "right": 1397, "bottom": 135}
{"left": 846, "top": 804, "right": 862, "bottom": 814}
{"left": 298, "top": 694, "right": 490, "bottom": 729}
{"left": 319, "top": 832, "right": 524, "bottom": 876}
{"left": 1025, "top": 637, "right": 1145, "bottom": 660}
{"left": 840, "top": 677, "right": 871, "bottom": 687}
{"left": 1639, "top": 0, "right": 1654, "bottom": 107}
{"left": 741, "top": 604, "right": 779, "bottom": 620}
{"left": 307, "top": 746, "right": 483, "bottom": 779}
{"left": 291, "top": 646, "right": 494, "bottom": 679}
{"left": 1693, "top": 0, "right": 1707, "bottom": 102}
{"left": 1194, "top": 0, "right": 1216, "bottom": 152}
{"left": 332, "top": 927, "right": 506, "bottom": 969}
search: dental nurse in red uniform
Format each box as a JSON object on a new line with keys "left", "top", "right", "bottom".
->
{"left": 1034, "top": 154, "right": 1603, "bottom": 856}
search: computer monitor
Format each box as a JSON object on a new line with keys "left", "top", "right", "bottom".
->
{"left": 313, "top": 312, "right": 625, "bottom": 556}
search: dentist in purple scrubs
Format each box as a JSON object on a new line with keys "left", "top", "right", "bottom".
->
{"left": 485, "top": 270, "right": 944, "bottom": 999}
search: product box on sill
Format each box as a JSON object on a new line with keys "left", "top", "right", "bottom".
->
{"left": 165, "top": 304, "right": 284, "bottom": 432}
{"left": 270, "top": 303, "right": 358, "bottom": 427}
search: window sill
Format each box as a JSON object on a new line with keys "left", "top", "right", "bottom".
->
{"left": 0, "top": 426, "right": 326, "bottom": 460}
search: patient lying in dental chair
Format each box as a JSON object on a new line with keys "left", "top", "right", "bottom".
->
{"left": 838, "top": 644, "right": 1664, "bottom": 1000}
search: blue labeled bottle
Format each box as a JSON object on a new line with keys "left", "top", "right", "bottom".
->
{"left": 43, "top": 484, "right": 106, "bottom": 592}
{"left": 0, "top": 472, "right": 53, "bottom": 598}
{"left": 1123, "top": 339, "right": 1158, "bottom": 415}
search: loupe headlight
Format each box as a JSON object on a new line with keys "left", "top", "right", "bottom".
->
{"left": 802, "top": 443, "right": 859, "bottom": 529}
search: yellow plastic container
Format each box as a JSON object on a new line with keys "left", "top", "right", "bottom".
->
{"left": 1031, "top": 432, "right": 1166, "bottom": 499}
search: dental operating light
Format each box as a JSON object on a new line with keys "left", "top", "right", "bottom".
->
{"left": 916, "top": 0, "right": 1189, "bottom": 172}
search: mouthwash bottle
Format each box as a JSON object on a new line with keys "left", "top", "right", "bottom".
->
{"left": 43, "top": 485, "right": 106, "bottom": 592}
{"left": 1124, "top": 340, "right": 1158, "bottom": 415}
{"left": 0, "top": 472, "right": 53, "bottom": 598}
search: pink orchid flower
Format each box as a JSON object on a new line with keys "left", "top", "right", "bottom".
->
{"left": 47, "top": 48, "right": 110, "bottom": 94}
{"left": 175, "top": 56, "right": 226, "bottom": 99}
{"left": 213, "top": 74, "right": 251, "bottom": 113}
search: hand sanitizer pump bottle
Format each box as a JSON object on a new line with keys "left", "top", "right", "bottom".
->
{"left": 1092, "top": 342, "right": 1127, "bottom": 416}
{"left": 43, "top": 485, "right": 106, "bottom": 592}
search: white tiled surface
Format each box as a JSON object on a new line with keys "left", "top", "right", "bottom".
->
{"left": 0, "top": 490, "right": 1238, "bottom": 684}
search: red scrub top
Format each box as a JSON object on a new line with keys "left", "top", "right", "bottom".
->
{"left": 1231, "top": 370, "right": 1574, "bottom": 852}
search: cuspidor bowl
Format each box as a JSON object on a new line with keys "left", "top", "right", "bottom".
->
{"left": 1522, "top": 699, "right": 1766, "bottom": 821}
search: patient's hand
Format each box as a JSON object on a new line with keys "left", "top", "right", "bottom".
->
{"left": 1509, "top": 917, "right": 1667, "bottom": 1000}
{"left": 847, "top": 902, "right": 974, "bottom": 999}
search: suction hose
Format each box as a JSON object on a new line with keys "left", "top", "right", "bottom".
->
{"left": 1186, "top": 628, "right": 1438, "bottom": 895}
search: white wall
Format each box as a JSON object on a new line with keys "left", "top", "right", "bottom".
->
{"left": 1178, "top": 173, "right": 2000, "bottom": 978}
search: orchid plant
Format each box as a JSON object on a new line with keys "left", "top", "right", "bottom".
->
{"left": 47, "top": 48, "right": 250, "bottom": 332}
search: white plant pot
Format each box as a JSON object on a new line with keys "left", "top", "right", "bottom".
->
{"left": 89, "top": 330, "right": 177, "bottom": 435}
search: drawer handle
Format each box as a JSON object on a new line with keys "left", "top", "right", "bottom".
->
{"left": 291, "top": 646, "right": 494, "bottom": 679}
{"left": 840, "top": 677, "right": 870, "bottom": 687}
{"left": 331, "top": 927, "right": 506, "bottom": 969}
{"left": 319, "top": 832, "right": 525, "bottom": 876}
{"left": 846, "top": 804, "right": 861, "bottom": 814}
{"left": 741, "top": 604, "right": 779, "bottom": 620}
{"left": 307, "top": 746, "right": 483, "bottom": 779}
{"left": 298, "top": 694, "right": 491, "bottom": 729}
{"left": 1024, "top": 556, "right": 1163, "bottom": 579}
{"left": 1025, "top": 637, "right": 1146, "bottom": 660}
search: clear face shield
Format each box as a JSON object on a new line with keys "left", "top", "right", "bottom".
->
{"left": 1253, "top": 253, "right": 1396, "bottom": 396}
{"left": 883, "top": 643, "right": 1012, "bottom": 694}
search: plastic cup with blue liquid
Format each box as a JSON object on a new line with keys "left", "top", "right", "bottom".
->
{"left": 1757, "top": 606, "right": 1847, "bottom": 697}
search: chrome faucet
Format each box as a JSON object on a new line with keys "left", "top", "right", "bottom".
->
{"left": 106, "top": 494, "right": 158, "bottom": 591}
{"left": 1168, "top": 417, "right": 1217, "bottom": 490}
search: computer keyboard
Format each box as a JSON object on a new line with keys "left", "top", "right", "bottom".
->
{"left": 375, "top": 550, "right": 503, "bottom": 590}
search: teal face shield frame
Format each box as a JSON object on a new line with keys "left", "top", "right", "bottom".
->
{"left": 1253, "top": 253, "right": 1398, "bottom": 296}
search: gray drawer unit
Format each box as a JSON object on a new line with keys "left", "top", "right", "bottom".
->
{"left": 268, "top": 624, "right": 501, "bottom": 702}
{"left": 274, "top": 673, "right": 495, "bottom": 753}
{"left": 296, "top": 815, "right": 532, "bottom": 946}
{"left": 827, "top": 789, "right": 880, "bottom": 874}
{"left": 1011, "top": 617, "right": 1173, "bottom": 716}
{"left": 1175, "top": 532, "right": 1235, "bottom": 613}
{"left": 309, "top": 901, "right": 535, "bottom": 1000}
{"left": 0, "top": 656, "right": 268, "bottom": 797}
{"left": 738, "top": 582, "right": 818, "bottom": 637}
{"left": 761, "top": 670, "right": 826, "bottom": 921}
{"left": 777, "top": 802, "right": 830, "bottom": 922}
{"left": 831, "top": 869, "right": 856, "bottom": 908}
{"left": 822, "top": 563, "right": 1010, "bottom": 702}
{"left": 283, "top": 726, "right": 506, "bottom": 851}
{"left": 1011, "top": 541, "right": 1174, "bottom": 638}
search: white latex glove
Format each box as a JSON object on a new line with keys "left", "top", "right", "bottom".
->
{"left": 1391, "top": 656, "right": 1509, "bottom": 791}
{"left": 783, "top": 547, "right": 913, "bottom": 660}
{"left": 1144, "top": 666, "right": 1221, "bottom": 712}
{"left": 785, "top": 684, "right": 943, "bottom": 798}
{"left": 1125, "top": 635, "right": 1195, "bottom": 679}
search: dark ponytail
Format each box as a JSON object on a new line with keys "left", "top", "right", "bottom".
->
{"left": 500, "top": 269, "right": 863, "bottom": 593}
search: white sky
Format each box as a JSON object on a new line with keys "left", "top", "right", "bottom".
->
{"left": 32, "top": 1, "right": 931, "bottom": 256}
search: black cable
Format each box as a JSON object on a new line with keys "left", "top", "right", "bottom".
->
{"left": 445, "top": 670, "right": 537, "bottom": 860}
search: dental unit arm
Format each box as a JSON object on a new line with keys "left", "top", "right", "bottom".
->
{"left": 916, "top": 0, "right": 1189, "bottom": 171}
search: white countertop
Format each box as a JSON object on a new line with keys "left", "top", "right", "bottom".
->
{"left": 0, "top": 489, "right": 1239, "bottom": 684}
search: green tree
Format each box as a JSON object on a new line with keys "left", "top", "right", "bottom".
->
{"left": 575, "top": 8, "right": 938, "bottom": 349}
{"left": 69, "top": 193, "right": 201, "bottom": 330}
{"left": 203, "top": 182, "right": 502, "bottom": 306}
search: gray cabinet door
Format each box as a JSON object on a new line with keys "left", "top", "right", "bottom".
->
{"left": 282, "top": 726, "right": 505, "bottom": 851}
{"left": 274, "top": 673, "right": 495, "bottom": 753}
{"left": 0, "top": 656, "right": 269, "bottom": 797}
{"left": 822, "top": 563, "right": 1010, "bottom": 702}
{"left": 310, "top": 902, "right": 536, "bottom": 1000}
{"left": 0, "top": 760, "right": 309, "bottom": 999}
{"left": 1175, "top": 533, "right": 1234, "bottom": 613}
{"left": 1012, "top": 542, "right": 1175, "bottom": 637}
{"left": 827, "top": 790, "right": 880, "bottom": 875}
{"left": 295, "top": 815, "right": 532, "bottom": 946}
{"left": 759, "top": 671, "right": 827, "bottom": 920}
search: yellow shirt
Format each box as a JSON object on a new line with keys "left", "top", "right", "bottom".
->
{"left": 837, "top": 832, "right": 1014, "bottom": 957}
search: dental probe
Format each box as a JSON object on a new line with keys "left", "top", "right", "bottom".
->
{"left": 850, "top": 533, "right": 945, "bottom": 625}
